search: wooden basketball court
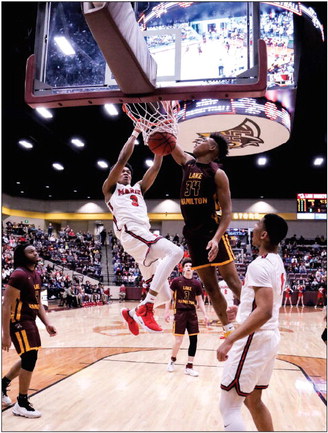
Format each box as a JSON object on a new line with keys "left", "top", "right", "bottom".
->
{"left": 2, "top": 302, "right": 326, "bottom": 431}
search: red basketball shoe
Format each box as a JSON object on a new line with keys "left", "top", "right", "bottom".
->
{"left": 121, "top": 308, "right": 139, "bottom": 335}
{"left": 134, "top": 303, "right": 163, "bottom": 332}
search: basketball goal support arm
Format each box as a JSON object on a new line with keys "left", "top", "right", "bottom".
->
{"left": 82, "top": 2, "right": 157, "bottom": 95}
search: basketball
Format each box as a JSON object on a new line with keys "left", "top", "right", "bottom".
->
{"left": 147, "top": 131, "right": 177, "bottom": 156}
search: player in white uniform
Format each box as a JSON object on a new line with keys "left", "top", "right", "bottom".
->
{"left": 102, "top": 126, "right": 183, "bottom": 335}
{"left": 217, "top": 214, "right": 288, "bottom": 431}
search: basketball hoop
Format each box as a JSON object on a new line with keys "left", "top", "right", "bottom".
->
{"left": 122, "top": 101, "right": 180, "bottom": 145}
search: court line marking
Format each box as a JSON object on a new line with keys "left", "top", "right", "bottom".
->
{"left": 2, "top": 347, "right": 325, "bottom": 413}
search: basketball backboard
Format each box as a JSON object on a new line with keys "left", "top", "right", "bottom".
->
{"left": 23, "top": 2, "right": 325, "bottom": 157}
{"left": 25, "top": 1, "right": 325, "bottom": 109}
{"left": 26, "top": 1, "right": 271, "bottom": 108}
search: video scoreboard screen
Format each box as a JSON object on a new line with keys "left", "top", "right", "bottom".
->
{"left": 297, "top": 193, "right": 327, "bottom": 220}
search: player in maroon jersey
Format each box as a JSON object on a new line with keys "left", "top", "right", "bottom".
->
{"left": 165, "top": 258, "right": 209, "bottom": 376}
{"left": 170, "top": 132, "right": 241, "bottom": 338}
{"left": 2, "top": 243, "right": 57, "bottom": 418}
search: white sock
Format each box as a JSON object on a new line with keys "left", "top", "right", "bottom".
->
{"left": 141, "top": 293, "right": 156, "bottom": 305}
{"left": 220, "top": 389, "right": 246, "bottom": 431}
{"left": 129, "top": 308, "right": 136, "bottom": 317}
{"left": 223, "top": 323, "right": 235, "bottom": 333}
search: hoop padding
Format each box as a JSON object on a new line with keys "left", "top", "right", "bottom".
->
{"left": 123, "top": 102, "right": 179, "bottom": 145}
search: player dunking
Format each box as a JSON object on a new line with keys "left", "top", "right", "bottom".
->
{"left": 164, "top": 258, "right": 209, "bottom": 377}
{"left": 217, "top": 214, "right": 288, "bottom": 431}
{"left": 170, "top": 132, "right": 241, "bottom": 337}
{"left": 103, "top": 126, "right": 183, "bottom": 334}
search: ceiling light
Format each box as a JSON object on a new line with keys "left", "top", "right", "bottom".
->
{"left": 145, "top": 159, "right": 153, "bottom": 167}
{"left": 20, "top": 191, "right": 24, "bottom": 194}
{"left": 36, "top": 107, "right": 53, "bottom": 119}
{"left": 52, "top": 162, "right": 64, "bottom": 171}
{"left": 18, "top": 139, "right": 33, "bottom": 149}
{"left": 48, "top": 195, "right": 52, "bottom": 198}
{"left": 54, "top": 36, "right": 76, "bottom": 55}
{"left": 71, "top": 138, "right": 85, "bottom": 148}
{"left": 104, "top": 104, "right": 119, "bottom": 116}
{"left": 16, "top": 181, "right": 21, "bottom": 184}
{"left": 45, "top": 185, "right": 50, "bottom": 188}
{"left": 97, "top": 160, "right": 109, "bottom": 169}
{"left": 73, "top": 190, "right": 77, "bottom": 193}
{"left": 257, "top": 156, "right": 267, "bottom": 166}
{"left": 313, "top": 157, "right": 324, "bottom": 166}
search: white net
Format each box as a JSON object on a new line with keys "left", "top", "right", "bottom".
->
{"left": 122, "top": 101, "right": 179, "bottom": 145}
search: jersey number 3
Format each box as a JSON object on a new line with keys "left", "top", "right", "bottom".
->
{"left": 130, "top": 195, "right": 139, "bottom": 207}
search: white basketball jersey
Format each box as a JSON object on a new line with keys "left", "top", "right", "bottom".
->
{"left": 237, "top": 253, "right": 286, "bottom": 330}
{"left": 219, "top": 280, "right": 234, "bottom": 307}
{"left": 107, "top": 182, "right": 150, "bottom": 236}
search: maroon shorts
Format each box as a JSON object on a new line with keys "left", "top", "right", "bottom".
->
{"left": 173, "top": 309, "right": 199, "bottom": 336}
{"left": 10, "top": 320, "right": 41, "bottom": 356}
{"left": 183, "top": 225, "right": 235, "bottom": 270}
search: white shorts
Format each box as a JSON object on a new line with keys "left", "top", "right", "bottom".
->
{"left": 220, "top": 328, "right": 280, "bottom": 396}
{"left": 118, "top": 223, "right": 162, "bottom": 268}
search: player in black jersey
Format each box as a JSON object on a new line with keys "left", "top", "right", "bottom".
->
{"left": 170, "top": 132, "right": 241, "bottom": 337}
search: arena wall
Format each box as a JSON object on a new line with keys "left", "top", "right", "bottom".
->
{"left": 2, "top": 194, "right": 326, "bottom": 239}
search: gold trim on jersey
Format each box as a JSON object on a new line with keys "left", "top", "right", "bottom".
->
{"left": 222, "top": 234, "right": 235, "bottom": 260}
{"left": 15, "top": 330, "right": 41, "bottom": 356}
{"left": 11, "top": 300, "right": 23, "bottom": 322}
{"left": 192, "top": 258, "right": 234, "bottom": 270}
{"left": 15, "top": 331, "right": 25, "bottom": 355}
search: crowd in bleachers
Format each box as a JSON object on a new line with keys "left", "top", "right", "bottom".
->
{"left": 281, "top": 235, "right": 327, "bottom": 292}
{"left": 3, "top": 221, "right": 102, "bottom": 280}
{"left": 2, "top": 220, "right": 327, "bottom": 308}
{"left": 109, "top": 229, "right": 327, "bottom": 302}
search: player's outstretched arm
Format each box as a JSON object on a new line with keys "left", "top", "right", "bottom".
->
{"left": 170, "top": 141, "right": 194, "bottom": 166}
{"left": 140, "top": 154, "right": 163, "bottom": 194}
{"left": 102, "top": 127, "right": 141, "bottom": 201}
